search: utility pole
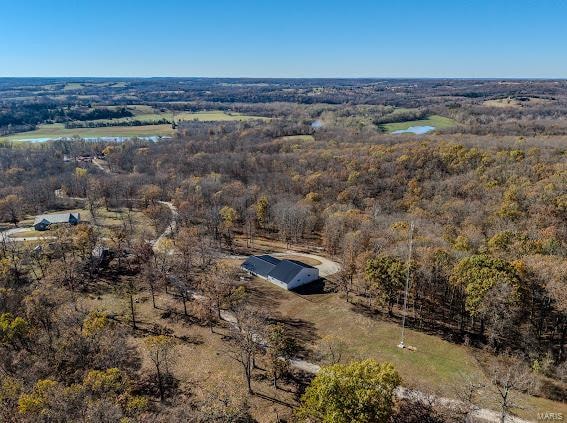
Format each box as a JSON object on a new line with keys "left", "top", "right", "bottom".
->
{"left": 398, "top": 221, "right": 414, "bottom": 349}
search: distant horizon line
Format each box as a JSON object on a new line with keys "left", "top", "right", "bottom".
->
{"left": 0, "top": 76, "right": 566, "bottom": 81}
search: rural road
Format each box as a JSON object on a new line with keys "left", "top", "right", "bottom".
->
{"left": 152, "top": 201, "right": 178, "bottom": 251}
{"left": 272, "top": 251, "right": 340, "bottom": 278}
{"left": 92, "top": 158, "right": 111, "bottom": 174}
{"left": 0, "top": 227, "right": 56, "bottom": 243}
{"left": 394, "top": 387, "right": 531, "bottom": 423}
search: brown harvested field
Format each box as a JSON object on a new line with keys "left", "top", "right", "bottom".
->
{"left": 483, "top": 97, "right": 553, "bottom": 108}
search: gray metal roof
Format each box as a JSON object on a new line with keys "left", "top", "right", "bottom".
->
{"left": 266, "top": 260, "right": 305, "bottom": 284}
{"left": 242, "top": 255, "right": 316, "bottom": 285}
{"left": 241, "top": 255, "right": 281, "bottom": 278}
{"left": 34, "top": 213, "right": 80, "bottom": 225}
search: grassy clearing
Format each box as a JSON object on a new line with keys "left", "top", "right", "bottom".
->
{"left": 173, "top": 111, "right": 269, "bottom": 122}
{"left": 8, "top": 230, "right": 41, "bottom": 239}
{"left": 88, "top": 106, "right": 269, "bottom": 123}
{"left": 0, "top": 123, "right": 175, "bottom": 142}
{"left": 483, "top": 97, "right": 551, "bottom": 108}
{"left": 241, "top": 274, "right": 566, "bottom": 419}
{"left": 63, "top": 82, "right": 86, "bottom": 91}
{"left": 13, "top": 207, "right": 154, "bottom": 239}
{"left": 249, "top": 278, "right": 482, "bottom": 394}
{"left": 113, "top": 109, "right": 270, "bottom": 123}
{"left": 380, "top": 115, "right": 456, "bottom": 132}
{"left": 276, "top": 135, "right": 315, "bottom": 142}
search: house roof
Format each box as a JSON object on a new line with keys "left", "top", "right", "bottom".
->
{"left": 241, "top": 255, "right": 281, "bottom": 278}
{"left": 267, "top": 260, "right": 309, "bottom": 285}
{"left": 241, "top": 255, "right": 317, "bottom": 285}
{"left": 34, "top": 213, "right": 80, "bottom": 225}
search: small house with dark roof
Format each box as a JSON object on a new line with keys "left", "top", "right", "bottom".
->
{"left": 33, "top": 213, "right": 80, "bottom": 231}
{"left": 241, "top": 255, "right": 319, "bottom": 290}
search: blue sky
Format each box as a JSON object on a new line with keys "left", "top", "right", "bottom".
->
{"left": 1, "top": 0, "right": 566, "bottom": 78}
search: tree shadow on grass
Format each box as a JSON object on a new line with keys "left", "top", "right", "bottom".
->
{"left": 122, "top": 317, "right": 204, "bottom": 346}
{"left": 253, "top": 391, "right": 296, "bottom": 408}
{"left": 391, "top": 399, "right": 448, "bottom": 423}
{"left": 347, "top": 299, "right": 482, "bottom": 346}
{"left": 267, "top": 315, "right": 320, "bottom": 359}
{"left": 289, "top": 369, "right": 315, "bottom": 401}
{"left": 135, "top": 373, "right": 181, "bottom": 405}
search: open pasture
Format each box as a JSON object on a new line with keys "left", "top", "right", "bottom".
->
{"left": 0, "top": 123, "right": 175, "bottom": 142}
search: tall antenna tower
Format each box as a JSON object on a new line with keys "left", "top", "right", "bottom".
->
{"left": 398, "top": 221, "right": 414, "bottom": 349}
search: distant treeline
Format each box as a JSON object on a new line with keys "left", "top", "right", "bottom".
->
{"left": 65, "top": 107, "right": 133, "bottom": 121}
{"left": 0, "top": 104, "right": 133, "bottom": 128}
{"left": 65, "top": 118, "right": 169, "bottom": 129}
{"left": 373, "top": 108, "right": 428, "bottom": 125}
{"left": 0, "top": 103, "right": 60, "bottom": 127}
{"left": 0, "top": 123, "right": 37, "bottom": 136}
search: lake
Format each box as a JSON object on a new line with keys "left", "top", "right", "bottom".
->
{"left": 392, "top": 125, "right": 435, "bottom": 135}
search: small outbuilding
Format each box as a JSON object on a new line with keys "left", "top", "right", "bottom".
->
{"left": 241, "top": 255, "right": 319, "bottom": 290}
{"left": 33, "top": 213, "right": 80, "bottom": 231}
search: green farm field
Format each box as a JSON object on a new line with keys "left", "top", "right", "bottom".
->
{"left": 0, "top": 106, "right": 270, "bottom": 142}
{"left": 0, "top": 123, "right": 176, "bottom": 142}
{"left": 120, "top": 108, "right": 270, "bottom": 123}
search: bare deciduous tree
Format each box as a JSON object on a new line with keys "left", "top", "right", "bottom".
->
{"left": 488, "top": 357, "right": 534, "bottom": 423}
{"left": 227, "top": 307, "right": 266, "bottom": 394}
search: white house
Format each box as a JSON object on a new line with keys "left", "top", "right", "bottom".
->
{"left": 241, "top": 255, "right": 319, "bottom": 290}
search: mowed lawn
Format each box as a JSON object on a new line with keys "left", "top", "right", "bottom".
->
{"left": 0, "top": 123, "right": 175, "bottom": 142}
{"left": 380, "top": 115, "right": 456, "bottom": 132}
{"left": 248, "top": 279, "right": 481, "bottom": 392}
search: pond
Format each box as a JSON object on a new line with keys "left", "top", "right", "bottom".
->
{"left": 392, "top": 125, "right": 435, "bottom": 135}
{"left": 311, "top": 119, "right": 323, "bottom": 128}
